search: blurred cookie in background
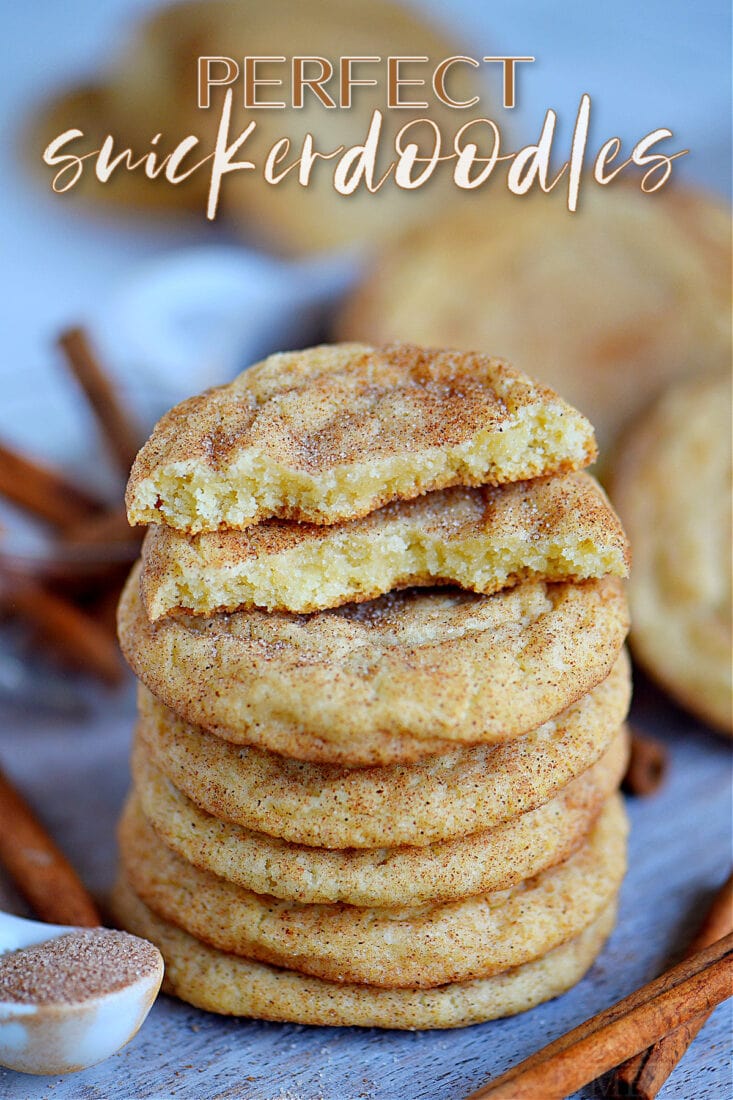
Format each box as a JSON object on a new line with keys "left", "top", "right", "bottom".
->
{"left": 28, "top": 81, "right": 209, "bottom": 215}
{"left": 336, "top": 186, "right": 731, "bottom": 457}
{"left": 213, "top": 0, "right": 482, "bottom": 255}
{"left": 30, "top": 0, "right": 484, "bottom": 253}
{"left": 610, "top": 373, "right": 732, "bottom": 736}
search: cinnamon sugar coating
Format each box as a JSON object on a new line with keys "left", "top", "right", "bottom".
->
{"left": 0, "top": 929, "right": 161, "bottom": 1005}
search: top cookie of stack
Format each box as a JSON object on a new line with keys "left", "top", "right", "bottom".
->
{"left": 126, "top": 342, "right": 626, "bottom": 619}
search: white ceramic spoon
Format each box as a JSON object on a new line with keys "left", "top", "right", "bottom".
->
{"left": 0, "top": 910, "right": 163, "bottom": 1076}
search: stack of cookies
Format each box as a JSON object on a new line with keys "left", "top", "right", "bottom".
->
{"left": 114, "top": 343, "right": 632, "bottom": 1029}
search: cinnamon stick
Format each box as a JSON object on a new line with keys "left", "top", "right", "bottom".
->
{"left": 612, "top": 872, "right": 733, "bottom": 1098}
{"left": 61, "top": 506, "right": 140, "bottom": 547}
{"left": 622, "top": 728, "right": 668, "bottom": 796}
{"left": 0, "top": 441, "right": 103, "bottom": 530}
{"left": 466, "top": 934, "right": 733, "bottom": 1100}
{"left": 0, "top": 573, "right": 123, "bottom": 686}
{"left": 57, "top": 327, "right": 141, "bottom": 475}
{"left": 90, "top": 579, "right": 126, "bottom": 635}
{"left": 0, "top": 764, "right": 100, "bottom": 926}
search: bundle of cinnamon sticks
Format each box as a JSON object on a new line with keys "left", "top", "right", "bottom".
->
{"left": 0, "top": 328, "right": 144, "bottom": 686}
{"left": 468, "top": 871, "right": 733, "bottom": 1100}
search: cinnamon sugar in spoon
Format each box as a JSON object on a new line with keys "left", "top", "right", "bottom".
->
{"left": 0, "top": 765, "right": 163, "bottom": 1075}
{"left": 0, "top": 913, "right": 163, "bottom": 1074}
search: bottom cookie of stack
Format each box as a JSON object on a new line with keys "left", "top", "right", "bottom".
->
{"left": 112, "top": 880, "right": 618, "bottom": 1030}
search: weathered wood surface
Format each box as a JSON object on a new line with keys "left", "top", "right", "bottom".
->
{"left": 0, "top": 673, "right": 730, "bottom": 1100}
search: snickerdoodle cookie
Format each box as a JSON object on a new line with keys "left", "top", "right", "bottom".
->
{"left": 32, "top": 0, "right": 483, "bottom": 255}
{"left": 125, "top": 344, "right": 597, "bottom": 533}
{"left": 118, "top": 794, "right": 627, "bottom": 989}
{"left": 112, "top": 879, "right": 618, "bottom": 1029}
{"left": 131, "top": 726, "right": 628, "bottom": 906}
{"left": 135, "top": 650, "right": 630, "bottom": 847}
{"left": 336, "top": 188, "right": 731, "bottom": 455}
{"left": 119, "top": 563, "right": 629, "bottom": 764}
{"left": 140, "top": 471, "right": 628, "bottom": 618}
{"left": 610, "top": 373, "right": 732, "bottom": 733}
